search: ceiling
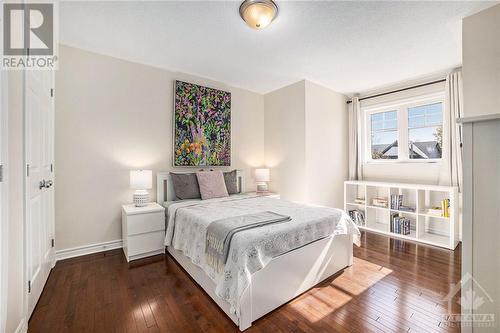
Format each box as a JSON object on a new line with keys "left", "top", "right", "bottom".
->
{"left": 59, "top": 1, "right": 496, "bottom": 95}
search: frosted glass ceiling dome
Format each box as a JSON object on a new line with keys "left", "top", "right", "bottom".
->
{"left": 239, "top": 0, "right": 278, "bottom": 30}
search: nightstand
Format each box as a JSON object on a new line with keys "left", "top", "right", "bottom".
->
{"left": 249, "top": 192, "right": 280, "bottom": 199}
{"left": 121, "top": 202, "right": 165, "bottom": 262}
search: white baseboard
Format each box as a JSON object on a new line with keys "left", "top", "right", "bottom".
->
{"left": 14, "top": 318, "right": 27, "bottom": 333}
{"left": 55, "top": 239, "right": 123, "bottom": 262}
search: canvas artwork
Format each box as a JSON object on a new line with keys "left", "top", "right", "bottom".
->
{"left": 174, "top": 80, "right": 231, "bottom": 166}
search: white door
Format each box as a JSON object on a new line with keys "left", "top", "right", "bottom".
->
{"left": 0, "top": 65, "right": 5, "bottom": 333}
{"left": 25, "top": 69, "right": 54, "bottom": 317}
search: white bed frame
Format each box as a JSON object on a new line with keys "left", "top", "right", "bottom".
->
{"left": 157, "top": 170, "right": 353, "bottom": 331}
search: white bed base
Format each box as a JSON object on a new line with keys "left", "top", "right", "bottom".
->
{"left": 157, "top": 170, "right": 354, "bottom": 331}
{"left": 168, "top": 234, "right": 352, "bottom": 331}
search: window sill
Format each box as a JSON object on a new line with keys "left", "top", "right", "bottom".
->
{"left": 364, "top": 159, "right": 442, "bottom": 165}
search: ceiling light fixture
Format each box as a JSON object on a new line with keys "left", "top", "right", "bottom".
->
{"left": 239, "top": 0, "right": 278, "bottom": 30}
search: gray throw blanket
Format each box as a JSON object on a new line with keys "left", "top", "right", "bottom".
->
{"left": 206, "top": 211, "right": 291, "bottom": 273}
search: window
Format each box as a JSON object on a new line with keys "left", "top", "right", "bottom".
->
{"left": 364, "top": 93, "right": 444, "bottom": 163}
{"left": 408, "top": 103, "right": 443, "bottom": 159}
{"left": 370, "top": 111, "right": 398, "bottom": 160}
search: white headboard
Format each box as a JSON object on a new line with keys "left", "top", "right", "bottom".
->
{"left": 156, "top": 170, "right": 246, "bottom": 203}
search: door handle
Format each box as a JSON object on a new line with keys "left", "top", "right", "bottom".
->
{"left": 45, "top": 180, "right": 53, "bottom": 188}
{"left": 39, "top": 180, "right": 46, "bottom": 190}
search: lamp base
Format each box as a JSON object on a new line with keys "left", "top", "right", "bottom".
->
{"left": 256, "top": 182, "right": 268, "bottom": 194}
{"left": 133, "top": 190, "right": 149, "bottom": 207}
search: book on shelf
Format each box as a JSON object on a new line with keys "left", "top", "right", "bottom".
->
{"left": 390, "top": 194, "right": 415, "bottom": 212}
{"left": 390, "top": 213, "right": 412, "bottom": 235}
{"left": 354, "top": 198, "right": 366, "bottom": 204}
{"left": 372, "top": 197, "right": 388, "bottom": 208}
{"left": 441, "top": 199, "right": 450, "bottom": 217}
{"left": 425, "top": 199, "right": 450, "bottom": 217}
{"left": 348, "top": 210, "right": 365, "bottom": 227}
{"left": 390, "top": 194, "right": 403, "bottom": 210}
{"left": 426, "top": 207, "right": 443, "bottom": 216}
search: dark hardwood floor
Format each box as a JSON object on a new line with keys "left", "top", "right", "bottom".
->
{"left": 29, "top": 231, "right": 462, "bottom": 332}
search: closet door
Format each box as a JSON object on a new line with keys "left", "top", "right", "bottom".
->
{"left": 471, "top": 120, "right": 500, "bottom": 332}
{"left": 462, "top": 118, "right": 500, "bottom": 332}
{"left": 25, "top": 69, "right": 54, "bottom": 317}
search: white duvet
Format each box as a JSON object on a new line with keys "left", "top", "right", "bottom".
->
{"left": 164, "top": 195, "right": 360, "bottom": 315}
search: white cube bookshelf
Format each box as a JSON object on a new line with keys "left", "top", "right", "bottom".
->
{"left": 345, "top": 180, "right": 459, "bottom": 250}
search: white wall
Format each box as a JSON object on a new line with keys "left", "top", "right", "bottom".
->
{"left": 264, "top": 80, "right": 348, "bottom": 208}
{"left": 55, "top": 45, "right": 265, "bottom": 251}
{"left": 305, "top": 81, "right": 348, "bottom": 208}
{"left": 264, "top": 81, "right": 306, "bottom": 202}
{"left": 6, "top": 71, "right": 26, "bottom": 333}
{"left": 462, "top": 4, "right": 500, "bottom": 118}
{"left": 360, "top": 80, "right": 448, "bottom": 185}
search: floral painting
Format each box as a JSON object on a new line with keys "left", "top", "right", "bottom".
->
{"left": 174, "top": 80, "right": 231, "bottom": 166}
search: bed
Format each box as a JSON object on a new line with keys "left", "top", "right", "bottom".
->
{"left": 157, "top": 170, "right": 360, "bottom": 331}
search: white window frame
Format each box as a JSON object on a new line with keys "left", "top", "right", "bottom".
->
{"left": 362, "top": 92, "right": 445, "bottom": 164}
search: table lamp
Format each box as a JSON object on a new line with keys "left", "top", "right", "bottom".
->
{"left": 255, "top": 168, "right": 270, "bottom": 193}
{"left": 130, "top": 170, "right": 152, "bottom": 207}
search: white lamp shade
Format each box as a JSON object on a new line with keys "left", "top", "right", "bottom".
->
{"left": 255, "top": 168, "right": 270, "bottom": 182}
{"left": 130, "top": 170, "right": 152, "bottom": 190}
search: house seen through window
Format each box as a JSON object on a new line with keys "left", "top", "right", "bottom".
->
{"left": 371, "top": 111, "right": 398, "bottom": 159}
{"left": 408, "top": 103, "right": 443, "bottom": 159}
{"left": 366, "top": 96, "right": 444, "bottom": 162}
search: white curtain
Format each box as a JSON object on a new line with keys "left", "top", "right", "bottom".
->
{"left": 348, "top": 96, "right": 363, "bottom": 180}
{"left": 439, "top": 71, "right": 463, "bottom": 191}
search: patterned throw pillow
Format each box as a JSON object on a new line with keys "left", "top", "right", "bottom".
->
{"left": 196, "top": 170, "right": 229, "bottom": 200}
{"left": 223, "top": 170, "right": 239, "bottom": 195}
{"left": 170, "top": 173, "right": 201, "bottom": 200}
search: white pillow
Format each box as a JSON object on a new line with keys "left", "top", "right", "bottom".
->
{"left": 196, "top": 170, "right": 229, "bottom": 200}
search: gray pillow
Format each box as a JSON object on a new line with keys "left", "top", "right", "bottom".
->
{"left": 170, "top": 173, "right": 201, "bottom": 200}
{"left": 223, "top": 170, "right": 239, "bottom": 194}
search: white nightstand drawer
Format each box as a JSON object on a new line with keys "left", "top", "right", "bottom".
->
{"left": 126, "top": 211, "right": 164, "bottom": 236}
{"left": 126, "top": 231, "right": 165, "bottom": 257}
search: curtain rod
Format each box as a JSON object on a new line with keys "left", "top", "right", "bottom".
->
{"left": 346, "top": 78, "right": 446, "bottom": 104}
